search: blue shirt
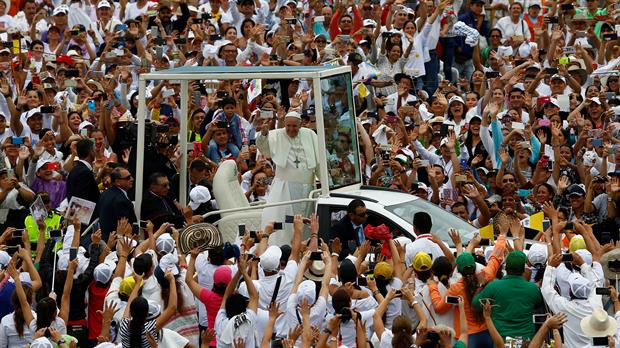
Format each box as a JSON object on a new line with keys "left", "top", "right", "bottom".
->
{"left": 457, "top": 11, "right": 489, "bottom": 59}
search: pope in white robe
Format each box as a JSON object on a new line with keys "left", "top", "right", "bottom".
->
{"left": 256, "top": 111, "right": 320, "bottom": 245}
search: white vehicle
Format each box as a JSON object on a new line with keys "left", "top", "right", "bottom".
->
{"left": 132, "top": 66, "right": 476, "bottom": 246}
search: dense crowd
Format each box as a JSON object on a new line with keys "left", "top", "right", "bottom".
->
{"left": 0, "top": 0, "right": 617, "bottom": 346}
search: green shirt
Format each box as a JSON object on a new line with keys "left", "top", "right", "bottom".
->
{"left": 472, "top": 274, "right": 543, "bottom": 339}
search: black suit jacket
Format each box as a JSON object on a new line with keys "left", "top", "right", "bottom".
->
{"left": 141, "top": 191, "right": 185, "bottom": 229}
{"left": 66, "top": 161, "right": 100, "bottom": 205}
{"left": 329, "top": 215, "right": 362, "bottom": 260}
{"left": 98, "top": 186, "right": 137, "bottom": 240}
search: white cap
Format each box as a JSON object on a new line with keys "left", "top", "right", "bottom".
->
{"left": 297, "top": 280, "right": 316, "bottom": 305}
{"left": 550, "top": 74, "right": 566, "bottom": 83}
{"left": 568, "top": 273, "right": 593, "bottom": 299}
{"left": 53, "top": 5, "right": 69, "bottom": 16}
{"left": 36, "top": 159, "right": 52, "bottom": 172}
{"left": 590, "top": 97, "right": 602, "bottom": 105}
{"left": 527, "top": 243, "right": 547, "bottom": 266}
{"left": 448, "top": 95, "right": 464, "bottom": 105}
{"left": 78, "top": 120, "right": 94, "bottom": 131}
{"left": 260, "top": 246, "right": 282, "bottom": 272}
{"left": 66, "top": 50, "right": 80, "bottom": 57}
{"left": 94, "top": 261, "right": 115, "bottom": 284}
{"left": 156, "top": 233, "right": 176, "bottom": 254}
{"left": 97, "top": 0, "right": 111, "bottom": 8}
{"left": 189, "top": 186, "right": 211, "bottom": 210}
{"left": 30, "top": 338, "right": 54, "bottom": 348}
{"left": 158, "top": 253, "right": 180, "bottom": 276}
{"left": 0, "top": 251, "right": 9, "bottom": 268}
{"left": 363, "top": 19, "right": 377, "bottom": 27}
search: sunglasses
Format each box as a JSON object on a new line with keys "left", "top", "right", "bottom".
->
{"left": 502, "top": 178, "right": 515, "bottom": 183}
{"left": 355, "top": 212, "right": 368, "bottom": 217}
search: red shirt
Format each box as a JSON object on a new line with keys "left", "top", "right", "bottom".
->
{"left": 87, "top": 282, "right": 110, "bottom": 340}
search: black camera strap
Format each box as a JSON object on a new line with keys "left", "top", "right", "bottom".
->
{"left": 271, "top": 275, "right": 282, "bottom": 305}
{"left": 270, "top": 275, "right": 283, "bottom": 340}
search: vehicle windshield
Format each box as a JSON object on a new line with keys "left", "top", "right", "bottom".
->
{"left": 385, "top": 199, "right": 476, "bottom": 246}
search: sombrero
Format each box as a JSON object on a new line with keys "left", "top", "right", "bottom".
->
{"left": 178, "top": 223, "right": 223, "bottom": 254}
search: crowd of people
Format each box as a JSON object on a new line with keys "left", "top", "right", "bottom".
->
{"left": 0, "top": 0, "right": 617, "bottom": 346}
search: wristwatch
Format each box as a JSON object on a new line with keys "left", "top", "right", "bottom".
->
{"left": 57, "top": 339, "right": 65, "bottom": 345}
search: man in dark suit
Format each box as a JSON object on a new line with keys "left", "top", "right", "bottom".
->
{"left": 329, "top": 199, "right": 367, "bottom": 260}
{"left": 98, "top": 168, "right": 137, "bottom": 241}
{"left": 170, "top": 158, "right": 213, "bottom": 201}
{"left": 66, "top": 139, "right": 99, "bottom": 205}
{"left": 141, "top": 172, "right": 185, "bottom": 228}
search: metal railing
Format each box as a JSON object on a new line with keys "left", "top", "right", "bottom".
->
{"left": 203, "top": 188, "right": 324, "bottom": 219}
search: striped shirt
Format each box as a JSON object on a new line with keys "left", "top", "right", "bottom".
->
{"left": 119, "top": 318, "right": 158, "bottom": 348}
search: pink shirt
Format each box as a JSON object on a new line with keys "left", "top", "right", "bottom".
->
{"left": 199, "top": 288, "right": 224, "bottom": 346}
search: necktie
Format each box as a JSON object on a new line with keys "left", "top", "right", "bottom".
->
{"left": 357, "top": 225, "right": 365, "bottom": 244}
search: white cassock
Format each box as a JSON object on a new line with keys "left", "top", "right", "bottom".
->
{"left": 256, "top": 127, "right": 320, "bottom": 245}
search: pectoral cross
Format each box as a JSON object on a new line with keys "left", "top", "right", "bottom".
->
{"left": 293, "top": 155, "right": 301, "bottom": 168}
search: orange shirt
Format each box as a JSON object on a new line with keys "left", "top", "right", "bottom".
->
{"left": 428, "top": 235, "right": 507, "bottom": 337}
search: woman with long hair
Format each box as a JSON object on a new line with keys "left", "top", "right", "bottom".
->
{"left": 0, "top": 283, "right": 34, "bottom": 346}
{"left": 9, "top": 259, "right": 66, "bottom": 338}
{"left": 119, "top": 271, "right": 177, "bottom": 348}
{"left": 428, "top": 230, "right": 508, "bottom": 348}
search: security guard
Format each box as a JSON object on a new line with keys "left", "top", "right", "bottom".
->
{"left": 24, "top": 192, "right": 62, "bottom": 252}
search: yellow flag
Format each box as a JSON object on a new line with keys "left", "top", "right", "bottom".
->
{"left": 479, "top": 224, "right": 494, "bottom": 240}
{"left": 530, "top": 212, "right": 544, "bottom": 232}
{"left": 358, "top": 83, "right": 369, "bottom": 98}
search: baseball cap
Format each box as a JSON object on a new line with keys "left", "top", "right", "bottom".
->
{"left": 413, "top": 252, "right": 432, "bottom": 272}
{"left": 260, "top": 246, "right": 282, "bottom": 272}
{"left": 30, "top": 338, "right": 54, "bottom": 348}
{"left": 448, "top": 96, "right": 465, "bottom": 105}
{"left": 158, "top": 253, "right": 180, "bottom": 276}
{"left": 97, "top": 0, "right": 111, "bottom": 8}
{"left": 78, "top": 120, "right": 94, "bottom": 131}
{"left": 568, "top": 273, "right": 593, "bottom": 299}
{"left": 93, "top": 261, "right": 115, "bottom": 284}
{"left": 213, "top": 265, "right": 232, "bottom": 285}
{"left": 550, "top": 74, "right": 566, "bottom": 83}
{"left": 297, "top": 279, "right": 317, "bottom": 305}
{"left": 155, "top": 233, "right": 176, "bottom": 254}
{"left": 373, "top": 262, "right": 393, "bottom": 280}
{"left": 362, "top": 19, "right": 377, "bottom": 27}
{"left": 566, "top": 183, "right": 586, "bottom": 197}
{"left": 505, "top": 250, "right": 527, "bottom": 274}
{"left": 0, "top": 251, "right": 9, "bottom": 269}
{"left": 53, "top": 5, "right": 69, "bottom": 16}
{"left": 189, "top": 186, "right": 212, "bottom": 210}
{"left": 119, "top": 276, "right": 139, "bottom": 297}
{"left": 569, "top": 235, "right": 587, "bottom": 252}
{"left": 527, "top": 243, "right": 547, "bottom": 267}
{"left": 455, "top": 252, "right": 476, "bottom": 274}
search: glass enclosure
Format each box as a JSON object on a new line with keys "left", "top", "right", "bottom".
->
{"left": 320, "top": 73, "right": 361, "bottom": 190}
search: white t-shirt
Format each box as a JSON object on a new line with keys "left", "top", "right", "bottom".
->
{"left": 214, "top": 309, "right": 257, "bottom": 348}
{"left": 158, "top": 328, "right": 189, "bottom": 348}
{"left": 258, "top": 260, "right": 298, "bottom": 334}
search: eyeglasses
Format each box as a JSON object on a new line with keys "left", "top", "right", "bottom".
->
{"left": 356, "top": 212, "right": 368, "bottom": 217}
